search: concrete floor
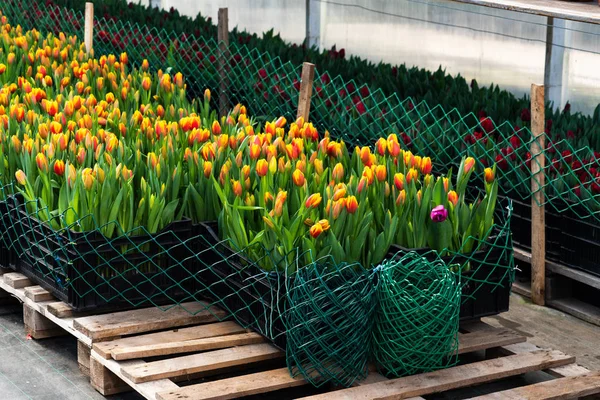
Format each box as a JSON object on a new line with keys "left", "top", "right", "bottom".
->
{"left": 0, "top": 293, "right": 598, "bottom": 399}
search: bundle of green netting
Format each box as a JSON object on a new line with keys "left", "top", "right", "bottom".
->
{"left": 372, "top": 252, "right": 461, "bottom": 377}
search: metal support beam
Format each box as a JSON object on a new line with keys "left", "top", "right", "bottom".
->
{"left": 543, "top": 17, "right": 571, "bottom": 111}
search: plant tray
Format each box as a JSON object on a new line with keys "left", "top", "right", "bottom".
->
{"left": 10, "top": 194, "right": 196, "bottom": 312}
{"left": 559, "top": 208, "right": 600, "bottom": 277}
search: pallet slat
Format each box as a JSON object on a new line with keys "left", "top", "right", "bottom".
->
{"left": 3, "top": 272, "right": 31, "bottom": 289}
{"left": 467, "top": 371, "right": 600, "bottom": 399}
{"left": 93, "top": 321, "right": 248, "bottom": 359}
{"left": 24, "top": 285, "right": 54, "bottom": 302}
{"left": 112, "top": 332, "right": 264, "bottom": 360}
{"left": 156, "top": 367, "right": 307, "bottom": 400}
{"left": 457, "top": 328, "right": 526, "bottom": 354}
{"left": 73, "top": 302, "right": 226, "bottom": 340}
{"left": 121, "top": 343, "right": 284, "bottom": 384}
{"left": 300, "top": 350, "right": 575, "bottom": 400}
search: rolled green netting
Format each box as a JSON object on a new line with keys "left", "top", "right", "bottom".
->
{"left": 372, "top": 252, "right": 461, "bottom": 378}
{"left": 285, "top": 258, "right": 377, "bottom": 388}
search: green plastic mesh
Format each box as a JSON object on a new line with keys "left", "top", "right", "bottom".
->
{"left": 372, "top": 251, "right": 460, "bottom": 377}
{"left": 285, "top": 259, "right": 377, "bottom": 387}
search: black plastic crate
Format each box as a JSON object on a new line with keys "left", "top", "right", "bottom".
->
{"left": 11, "top": 195, "right": 196, "bottom": 312}
{"left": 196, "top": 222, "right": 287, "bottom": 350}
{"left": 560, "top": 208, "right": 600, "bottom": 277}
{"left": 387, "top": 233, "right": 512, "bottom": 321}
{"left": 503, "top": 195, "right": 561, "bottom": 262}
{"left": 0, "top": 199, "right": 17, "bottom": 270}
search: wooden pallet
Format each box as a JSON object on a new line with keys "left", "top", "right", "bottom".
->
{"left": 2, "top": 267, "right": 600, "bottom": 399}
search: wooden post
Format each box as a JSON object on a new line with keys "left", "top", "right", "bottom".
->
{"left": 218, "top": 8, "right": 229, "bottom": 117}
{"left": 296, "top": 62, "right": 315, "bottom": 122}
{"left": 530, "top": 84, "right": 546, "bottom": 306}
{"left": 84, "top": 2, "right": 94, "bottom": 54}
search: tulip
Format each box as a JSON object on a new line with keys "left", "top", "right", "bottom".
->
{"left": 393, "top": 173, "right": 404, "bottom": 190}
{"left": 448, "top": 190, "right": 458, "bottom": 207}
{"left": 211, "top": 120, "right": 221, "bottom": 135}
{"left": 204, "top": 89, "right": 211, "bottom": 103}
{"left": 464, "top": 157, "right": 475, "bottom": 173}
{"left": 376, "top": 137, "right": 387, "bottom": 156}
{"left": 396, "top": 190, "right": 406, "bottom": 206}
{"left": 332, "top": 163, "right": 344, "bottom": 181}
{"left": 15, "top": 170, "right": 27, "bottom": 185}
{"left": 357, "top": 176, "right": 368, "bottom": 193}
{"left": 375, "top": 165, "right": 387, "bottom": 182}
{"left": 420, "top": 157, "right": 432, "bottom": 175}
{"left": 256, "top": 159, "right": 268, "bottom": 177}
{"left": 36, "top": 153, "right": 49, "bottom": 173}
{"left": 430, "top": 205, "right": 448, "bottom": 222}
{"left": 292, "top": 169, "right": 305, "bottom": 187}
{"left": 0, "top": 64, "right": 6, "bottom": 75}
{"left": 406, "top": 168, "right": 418, "bottom": 184}
{"left": 333, "top": 187, "right": 347, "bottom": 201}
{"left": 82, "top": 168, "right": 95, "bottom": 190}
{"left": 314, "top": 159, "right": 324, "bottom": 175}
{"left": 53, "top": 160, "right": 65, "bottom": 176}
{"left": 232, "top": 180, "right": 243, "bottom": 197}
{"left": 346, "top": 196, "right": 358, "bottom": 214}
{"left": 332, "top": 199, "right": 345, "bottom": 219}
{"left": 274, "top": 191, "right": 287, "bottom": 217}
{"left": 249, "top": 144, "right": 261, "bottom": 160}
{"left": 484, "top": 167, "right": 495, "bottom": 183}
{"left": 309, "top": 223, "right": 323, "bottom": 238}
{"left": 203, "top": 161, "right": 212, "bottom": 178}
{"left": 305, "top": 193, "right": 322, "bottom": 209}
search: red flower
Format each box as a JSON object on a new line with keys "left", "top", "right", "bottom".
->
{"left": 360, "top": 86, "right": 370, "bottom": 97}
{"left": 502, "top": 147, "right": 516, "bottom": 161}
{"left": 567, "top": 130, "right": 575, "bottom": 140}
{"left": 338, "top": 48, "right": 346, "bottom": 58}
{"left": 339, "top": 89, "right": 347, "bottom": 98}
{"left": 321, "top": 73, "right": 331, "bottom": 85}
{"left": 546, "top": 141, "right": 556, "bottom": 154}
{"left": 209, "top": 55, "right": 216, "bottom": 63}
{"left": 480, "top": 117, "right": 494, "bottom": 133}
{"left": 463, "top": 134, "right": 474, "bottom": 145}
{"left": 561, "top": 150, "right": 573, "bottom": 164}
{"left": 563, "top": 102, "right": 571, "bottom": 113}
{"left": 574, "top": 185, "right": 581, "bottom": 197}
{"left": 356, "top": 101, "right": 366, "bottom": 115}
{"left": 258, "top": 69, "right": 267, "bottom": 79}
{"left": 391, "top": 67, "right": 398, "bottom": 77}
{"left": 495, "top": 154, "right": 508, "bottom": 171}
{"left": 293, "top": 79, "right": 300, "bottom": 91}
{"left": 408, "top": 100, "right": 414, "bottom": 111}
{"left": 346, "top": 82, "right": 355, "bottom": 94}
{"left": 592, "top": 180, "right": 600, "bottom": 195}
{"left": 401, "top": 132, "right": 411, "bottom": 147}
{"left": 546, "top": 119, "right": 553, "bottom": 132}
{"left": 525, "top": 152, "right": 532, "bottom": 169}
{"left": 477, "top": 110, "right": 487, "bottom": 119}
{"left": 509, "top": 135, "right": 521, "bottom": 149}
{"left": 520, "top": 108, "right": 531, "bottom": 122}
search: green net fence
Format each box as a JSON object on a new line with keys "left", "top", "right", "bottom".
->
{"left": 372, "top": 252, "right": 461, "bottom": 378}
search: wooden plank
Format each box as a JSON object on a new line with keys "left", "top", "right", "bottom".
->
{"left": 112, "top": 332, "right": 264, "bottom": 361}
{"left": 217, "top": 7, "right": 229, "bottom": 117}
{"left": 25, "top": 286, "right": 54, "bottom": 302}
{"left": 546, "top": 261, "right": 600, "bottom": 291}
{"left": 297, "top": 62, "right": 316, "bottom": 121}
{"left": 300, "top": 350, "right": 575, "bottom": 400}
{"left": 46, "top": 302, "right": 78, "bottom": 318}
{"left": 84, "top": 2, "right": 94, "bottom": 53}
{"left": 460, "top": 321, "right": 590, "bottom": 379}
{"left": 73, "top": 301, "right": 225, "bottom": 340}
{"left": 457, "top": 328, "right": 526, "bottom": 354}
{"left": 121, "top": 343, "right": 284, "bottom": 384}
{"left": 467, "top": 371, "right": 600, "bottom": 399}
{"left": 94, "top": 321, "right": 246, "bottom": 359}
{"left": 530, "top": 83, "right": 545, "bottom": 306}
{"left": 156, "top": 367, "right": 307, "bottom": 400}
{"left": 449, "top": 0, "right": 600, "bottom": 25}
{"left": 91, "top": 350, "right": 179, "bottom": 400}
{"left": 3, "top": 272, "right": 31, "bottom": 289}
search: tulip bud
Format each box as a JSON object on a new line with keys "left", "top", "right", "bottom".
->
{"left": 332, "top": 199, "right": 345, "bottom": 219}
{"left": 15, "top": 170, "right": 27, "bottom": 185}
{"left": 211, "top": 120, "right": 221, "bottom": 135}
{"left": 309, "top": 223, "right": 323, "bottom": 238}
{"left": 53, "top": 160, "right": 65, "bottom": 176}
{"left": 448, "top": 190, "right": 458, "bottom": 207}
{"left": 346, "top": 196, "right": 358, "bottom": 214}
{"left": 464, "top": 157, "right": 476, "bottom": 173}
{"left": 332, "top": 163, "right": 344, "bottom": 182}
{"left": 420, "top": 157, "right": 432, "bottom": 175}
{"left": 274, "top": 191, "right": 287, "bottom": 217}
{"left": 375, "top": 165, "right": 387, "bottom": 182}
{"left": 232, "top": 180, "right": 242, "bottom": 197}
{"left": 406, "top": 168, "right": 418, "bottom": 184}
{"left": 203, "top": 161, "right": 212, "bottom": 178}
{"left": 394, "top": 173, "right": 404, "bottom": 190}
{"left": 396, "top": 190, "right": 406, "bottom": 206}
{"left": 484, "top": 167, "right": 495, "bottom": 183}
{"left": 305, "top": 193, "right": 322, "bottom": 209}
{"left": 292, "top": 169, "right": 305, "bottom": 187}
{"left": 376, "top": 138, "right": 387, "bottom": 156}
{"left": 204, "top": 89, "right": 211, "bottom": 103}
{"left": 35, "top": 153, "right": 49, "bottom": 173}
{"left": 249, "top": 144, "right": 261, "bottom": 160}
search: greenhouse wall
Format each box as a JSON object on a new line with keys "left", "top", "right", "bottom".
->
{"left": 155, "top": 0, "right": 600, "bottom": 116}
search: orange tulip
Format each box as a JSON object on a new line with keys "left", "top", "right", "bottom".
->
{"left": 309, "top": 223, "right": 323, "bottom": 238}
{"left": 375, "top": 165, "right": 387, "bottom": 182}
{"left": 256, "top": 159, "right": 268, "bottom": 177}
{"left": 396, "top": 190, "right": 406, "bottom": 206}
{"left": 464, "top": 157, "right": 475, "bottom": 173}
{"left": 360, "top": 146, "right": 372, "bottom": 166}
{"left": 406, "top": 168, "right": 418, "bottom": 184}
{"left": 332, "top": 163, "right": 344, "bottom": 182}
{"left": 292, "top": 169, "right": 305, "bottom": 187}
{"left": 53, "top": 160, "right": 65, "bottom": 176}
{"left": 232, "top": 180, "right": 243, "bottom": 197}
{"left": 484, "top": 167, "right": 495, "bottom": 183}
{"left": 376, "top": 137, "right": 387, "bottom": 156}
{"left": 346, "top": 196, "right": 358, "bottom": 214}
{"left": 249, "top": 144, "right": 261, "bottom": 160}
{"left": 0, "top": 64, "right": 6, "bottom": 75}
{"left": 211, "top": 120, "right": 221, "bottom": 135}
{"left": 35, "top": 153, "right": 48, "bottom": 173}
{"left": 203, "top": 161, "right": 212, "bottom": 178}
{"left": 15, "top": 170, "right": 27, "bottom": 185}
{"left": 420, "top": 157, "right": 432, "bottom": 175}
{"left": 394, "top": 173, "right": 404, "bottom": 190}
{"left": 333, "top": 187, "right": 347, "bottom": 201}
{"left": 305, "top": 193, "right": 322, "bottom": 209}
{"left": 274, "top": 191, "right": 287, "bottom": 217}
{"left": 204, "top": 89, "right": 211, "bottom": 103}
{"left": 448, "top": 190, "right": 458, "bottom": 207}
